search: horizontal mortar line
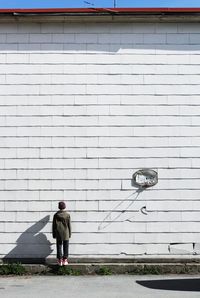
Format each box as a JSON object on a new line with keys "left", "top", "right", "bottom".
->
{"left": 0, "top": 231, "right": 199, "bottom": 234}
{"left": 4, "top": 46, "right": 200, "bottom": 49}
{"left": 0, "top": 242, "right": 196, "bottom": 245}
{"left": 0, "top": 253, "right": 158, "bottom": 255}
{"left": 0, "top": 162, "right": 195, "bottom": 166}
{"left": 0, "top": 199, "right": 200, "bottom": 201}
{"left": 0, "top": 178, "right": 198, "bottom": 180}
{"left": 2, "top": 62, "right": 200, "bottom": 65}
{"left": 2, "top": 125, "right": 200, "bottom": 128}
{"left": 4, "top": 64, "right": 190, "bottom": 67}
{"left": 2, "top": 99, "right": 200, "bottom": 102}
{"left": 4, "top": 75, "right": 200, "bottom": 78}
{"left": 4, "top": 73, "right": 200, "bottom": 75}
{"left": 0, "top": 189, "right": 198, "bottom": 192}
{"left": 0, "top": 166, "right": 198, "bottom": 169}
{"left": 0, "top": 219, "right": 199, "bottom": 224}
{"left": 0, "top": 169, "right": 197, "bottom": 172}
{"left": 34, "top": 107, "right": 200, "bottom": 110}
{"left": 52, "top": 240, "right": 199, "bottom": 244}
{"left": 1, "top": 74, "right": 200, "bottom": 77}
{"left": 0, "top": 178, "right": 119, "bottom": 181}
{"left": 63, "top": 231, "right": 200, "bottom": 234}
{"left": 0, "top": 106, "right": 200, "bottom": 108}
{"left": 2, "top": 72, "right": 200, "bottom": 75}
{"left": 3, "top": 122, "right": 200, "bottom": 126}
{"left": 0, "top": 155, "right": 197, "bottom": 158}
{"left": 0, "top": 244, "right": 177, "bottom": 247}
{"left": 0, "top": 93, "right": 198, "bottom": 96}
{"left": 25, "top": 117, "right": 200, "bottom": 121}
{"left": 1, "top": 105, "right": 200, "bottom": 107}
{"left": 0, "top": 145, "right": 200, "bottom": 150}
{"left": 3, "top": 82, "right": 200, "bottom": 85}
{"left": 0, "top": 241, "right": 196, "bottom": 245}
{"left": 1, "top": 146, "right": 200, "bottom": 149}
{"left": 3, "top": 67, "right": 200, "bottom": 71}
{"left": 0, "top": 168, "right": 198, "bottom": 171}
{"left": 0, "top": 62, "right": 199, "bottom": 66}
{"left": 1, "top": 145, "right": 200, "bottom": 148}
{"left": 9, "top": 254, "right": 200, "bottom": 256}
{"left": 1, "top": 94, "right": 200, "bottom": 96}
{"left": 0, "top": 157, "right": 197, "bottom": 159}
{"left": 0, "top": 135, "right": 200, "bottom": 138}
{"left": 4, "top": 43, "right": 200, "bottom": 45}
{"left": 0, "top": 215, "right": 155, "bottom": 219}
{"left": 1, "top": 205, "right": 199, "bottom": 208}
{"left": 0, "top": 229, "right": 199, "bottom": 236}
{"left": 0, "top": 111, "right": 200, "bottom": 114}
{"left": 1, "top": 115, "right": 200, "bottom": 117}
{"left": 4, "top": 125, "right": 200, "bottom": 128}
{"left": 0, "top": 157, "right": 194, "bottom": 159}
{"left": 0, "top": 167, "right": 199, "bottom": 170}
{"left": 1, "top": 210, "right": 199, "bottom": 212}
{"left": 0, "top": 220, "right": 200, "bottom": 223}
{"left": 0, "top": 102, "right": 183, "bottom": 105}
{"left": 1, "top": 220, "right": 199, "bottom": 224}
{"left": 1, "top": 188, "right": 198, "bottom": 191}
{"left": 1, "top": 210, "right": 198, "bottom": 213}
{"left": 0, "top": 135, "right": 200, "bottom": 137}
{"left": 55, "top": 219, "right": 200, "bottom": 222}
{"left": 2, "top": 69, "right": 200, "bottom": 72}
{"left": 1, "top": 199, "right": 200, "bottom": 202}
{"left": 2, "top": 203, "right": 200, "bottom": 207}
{"left": 0, "top": 95, "right": 198, "bottom": 98}
{"left": 3, "top": 46, "right": 200, "bottom": 48}
{"left": 0, "top": 82, "right": 199, "bottom": 86}
{"left": 0, "top": 198, "right": 140, "bottom": 202}
{"left": 0, "top": 190, "right": 199, "bottom": 193}
{"left": 3, "top": 57, "right": 200, "bottom": 60}
{"left": 1, "top": 230, "right": 200, "bottom": 233}
{"left": 56, "top": 242, "right": 200, "bottom": 244}
{"left": 2, "top": 66, "right": 200, "bottom": 69}
{"left": 0, "top": 179, "right": 197, "bottom": 182}
{"left": 2, "top": 42, "right": 200, "bottom": 44}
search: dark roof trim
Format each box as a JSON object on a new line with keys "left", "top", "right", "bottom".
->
{"left": 1, "top": 7, "right": 200, "bottom": 14}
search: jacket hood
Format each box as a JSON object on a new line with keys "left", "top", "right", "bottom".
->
{"left": 56, "top": 210, "right": 69, "bottom": 220}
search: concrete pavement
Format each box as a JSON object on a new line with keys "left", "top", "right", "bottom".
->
{"left": 1, "top": 275, "right": 200, "bottom": 298}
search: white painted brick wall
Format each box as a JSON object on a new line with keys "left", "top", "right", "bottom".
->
{"left": 0, "top": 20, "right": 200, "bottom": 260}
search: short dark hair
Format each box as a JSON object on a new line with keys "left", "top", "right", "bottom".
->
{"left": 58, "top": 201, "right": 66, "bottom": 210}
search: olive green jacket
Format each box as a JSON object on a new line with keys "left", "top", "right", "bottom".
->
{"left": 52, "top": 211, "right": 71, "bottom": 241}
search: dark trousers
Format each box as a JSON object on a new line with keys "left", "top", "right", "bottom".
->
{"left": 56, "top": 239, "right": 69, "bottom": 259}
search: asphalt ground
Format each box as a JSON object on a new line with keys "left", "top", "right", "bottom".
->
{"left": 1, "top": 275, "right": 200, "bottom": 298}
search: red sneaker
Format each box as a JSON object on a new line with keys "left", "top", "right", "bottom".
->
{"left": 57, "top": 259, "right": 63, "bottom": 266}
{"left": 62, "top": 258, "right": 68, "bottom": 266}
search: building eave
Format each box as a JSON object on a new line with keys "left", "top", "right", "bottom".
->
{"left": 0, "top": 8, "right": 200, "bottom": 14}
{"left": 1, "top": 7, "right": 200, "bottom": 23}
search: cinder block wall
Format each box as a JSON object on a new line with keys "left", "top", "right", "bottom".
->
{"left": 0, "top": 21, "right": 200, "bottom": 259}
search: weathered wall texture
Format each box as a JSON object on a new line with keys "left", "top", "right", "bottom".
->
{"left": 0, "top": 21, "right": 200, "bottom": 259}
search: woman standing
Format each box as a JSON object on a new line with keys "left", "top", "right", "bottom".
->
{"left": 52, "top": 201, "right": 71, "bottom": 266}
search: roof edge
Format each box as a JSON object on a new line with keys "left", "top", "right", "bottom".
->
{"left": 1, "top": 7, "right": 200, "bottom": 14}
{"left": 1, "top": 8, "right": 200, "bottom": 23}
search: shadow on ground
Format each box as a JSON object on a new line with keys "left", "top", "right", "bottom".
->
{"left": 136, "top": 278, "right": 200, "bottom": 292}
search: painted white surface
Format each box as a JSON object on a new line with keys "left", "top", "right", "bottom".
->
{"left": 0, "top": 21, "right": 200, "bottom": 259}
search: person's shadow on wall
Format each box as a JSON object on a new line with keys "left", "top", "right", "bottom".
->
{"left": 3, "top": 216, "right": 53, "bottom": 264}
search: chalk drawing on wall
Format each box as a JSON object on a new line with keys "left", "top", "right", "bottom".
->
{"left": 97, "top": 189, "right": 143, "bottom": 231}
{"left": 97, "top": 169, "right": 158, "bottom": 231}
